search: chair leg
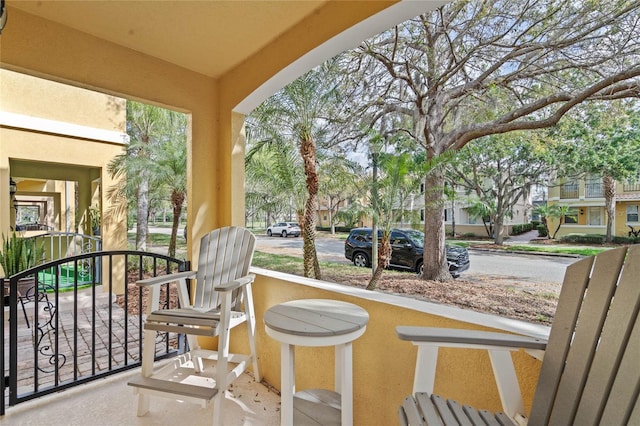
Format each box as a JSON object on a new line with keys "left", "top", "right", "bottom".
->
{"left": 213, "top": 291, "right": 232, "bottom": 426}
{"left": 244, "top": 284, "right": 260, "bottom": 381}
{"left": 136, "top": 329, "right": 158, "bottom": 416}
{"left": 213, "top": 391, "right": 225, "bottom": 426}
{"left": 137, "top": 285, "right": 161, "bottom": 417}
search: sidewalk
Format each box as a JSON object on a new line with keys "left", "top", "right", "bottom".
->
{"left": 506, "top": 229, "right": 539, "bottom": 243}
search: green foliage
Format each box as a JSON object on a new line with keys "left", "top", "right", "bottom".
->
{"left": 107, "top": 101, "right": 187, "bottom": 254}
{"left": 315, "top": 226, "right": 352, "bottom": 233}
{"left": 89, "top": 206, "right": 101, "bottom": 229}
{"left": 510, "top": 223, "right": 535, "bottom": 235}
{"left": 612, "top": 235, "right": 638, "bottom": 245}
{"left": 559, "top": 234, "right": 606, "bottom": 245}
{"left": 508, "top": 245, "right": 605, "bottom": 257}
{"left": 559, "top": 101, "right": 640, "bottom": 183}
{"left": 0, "top": 233, "right": 44, "bottom": 277}
{"left": 537, "top": 224, "right": 548, "bottom": 237}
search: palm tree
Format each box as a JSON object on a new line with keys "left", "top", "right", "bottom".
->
{"left": 245, "top": 140, "right": 305, "bottom": 227}
{"left": 108, "top": 101, "right": 183, "bottom": 251}
{"left": 247, "top": 63, "right": 340, "bottom": 279}
{"left": 156, "top": 113, "right": 187, "bottom": 257}
{"left": 366, "top": 151, "right": 427, "bottom": 290}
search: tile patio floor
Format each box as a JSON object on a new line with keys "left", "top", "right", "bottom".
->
{"left": 3, "top": 289, "right": 281, "bottom": 425}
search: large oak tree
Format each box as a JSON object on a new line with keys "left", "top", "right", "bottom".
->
{"left": 354, "top": 0, "right": 640, "bottom": 280}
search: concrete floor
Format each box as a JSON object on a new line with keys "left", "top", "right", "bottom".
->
{"left": 2, "top": 367, "right": 281, "bottom": 426}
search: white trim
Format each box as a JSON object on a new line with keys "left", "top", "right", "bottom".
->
{"left": 0, "top": 111, "right": 129, "bottom": 144}
{"left": 251, "top": 266, "right": 550, "bottom": 340}
{"left": 234, "top": 1, "right": 447, "bottom": 114}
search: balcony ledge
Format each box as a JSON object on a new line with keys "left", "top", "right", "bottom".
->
{"left": 251, "top": 267, "right": 551, "bottom": 340}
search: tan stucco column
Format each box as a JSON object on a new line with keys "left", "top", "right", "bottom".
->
{"left": 0, "top": 159, "right": 10, "bottom": 234}
{"left": 231, "top": 112, "right": 247, "bottom": 227}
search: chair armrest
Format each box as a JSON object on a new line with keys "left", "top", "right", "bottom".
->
{"left": 398, "top": 326, "right": 547, "bottom": 419}
{"left": 136, "top": 270, "right": 197, "bottom": 287}
{"left": 396, "top": 326, "right": 547, "bottom": 351}
{"left": 216, "top": 274, "right": 255, "bottom": 292}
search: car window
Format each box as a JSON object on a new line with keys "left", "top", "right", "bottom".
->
{"left": 391, "top": 233, "right": 408, "bottom": 245}
{"left": 402, "top": 229, "right": 424, "bottom": 248}
{"left": 350, "top": 231, "right": 369, "bottom": 242}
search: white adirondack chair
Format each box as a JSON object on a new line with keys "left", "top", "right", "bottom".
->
{"left": 397, "top": 245, "right": 640, "bottom": 425}
{"left": 128, "top": 226, "right": 260, "bottom": 426}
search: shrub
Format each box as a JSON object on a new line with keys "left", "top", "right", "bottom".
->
{"left": 612, "top": 236, "right": 635, "bottom": 244}
{"left": 510, "top": 223, "right": 534, "bottom": 235}
{"left": 463, "top": 232, "right": 476, "bottom": 238}
{"left": 316, "top": 226, "right": 352, "bottom": 233}
{"left": 560, "top": 233, "right": 605, "bottom": 244}
{"left": 537, "top": 224, "right": 548, "bottom": 237}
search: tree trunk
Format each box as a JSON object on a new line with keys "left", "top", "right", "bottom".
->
{"left": 136, "top": 174, "right": 149, "bottom": 251}
{"left": 422, "top": 168, "right": 451, "bottom": 281}
{"left": 603, "top": 173, "right": 616, "bottom": 243}
{"left": 493, "top": 197, "right": 507, "bottom": 245}
{"left": 168, "top": 190, "right": 185, "bottom": 258}
{"left": 300, "top": 138, "right": 321, "bottom": 280}
{"left": 494, "top": 213, "right": 505, "bottom": 245}
{"left": 371, "top": 152, "right": 379, "bottom": 274}
{"left": 366, "top": 236, "right": 391, "bottom": 290}
{"left": 451, "top": 199, "right": 456, "bottom": 237}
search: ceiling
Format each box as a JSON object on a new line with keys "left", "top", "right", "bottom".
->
{"left": 9, "top": 0, "right": 328, "bottom": 79}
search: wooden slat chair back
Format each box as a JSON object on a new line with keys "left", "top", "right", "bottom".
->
{"left": 128, "top": 226, "right": 260, "bottom": 426}
{"left": 397, "top": 246, "right": 640, "bottom": 425}
{"left": 192, "top": 226, "right": 255, "bottom": 312}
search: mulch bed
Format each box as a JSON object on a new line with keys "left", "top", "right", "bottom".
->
{"left": 116, "top": 269, "right": 558, "bottom": 326}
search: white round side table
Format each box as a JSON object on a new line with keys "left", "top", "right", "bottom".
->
{"left": 264, "top": 299, "right": 369, "bottom": 426}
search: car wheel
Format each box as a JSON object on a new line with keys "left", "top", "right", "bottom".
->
{"left": 281, "top": 230, "right": 288, "bottom": 237}
{"left": 353, "top": 252, "right": 369, "bottom": 268}
{"left": 267, "top": 230, "right": 272, "bottom": 237}
{"left": 416, "top": 261, "right": 424, "bottom": 275}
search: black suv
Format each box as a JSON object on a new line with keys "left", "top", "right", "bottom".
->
{"left": 344, "top": 228, "right": 470, "bottom": 278}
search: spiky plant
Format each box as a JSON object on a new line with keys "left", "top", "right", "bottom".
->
{"left": 0, "top": 232, "right": 44, "bottom": 278}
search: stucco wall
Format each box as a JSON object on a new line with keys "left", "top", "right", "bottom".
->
{"left": 225, "top": 269, "right": 545, "bottom": 426}
{"left": 0, "top": 68, "right": 127, "bottom": 256}
{"left": 1, "top": 69, "right": 125, "bottom": 131}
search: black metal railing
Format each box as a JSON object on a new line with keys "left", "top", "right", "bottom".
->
{"left": 560, "top": 183, "right": 579, "bottom": 199}
{"left": 2, "top": 251, "right": 187, "bottom": 414}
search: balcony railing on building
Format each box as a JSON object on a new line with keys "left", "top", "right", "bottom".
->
{"left": 623, "top": 182, "right": 640, "bottom": 192}
{"left": 560, "top": 183, "right": 579, "bottom": 199}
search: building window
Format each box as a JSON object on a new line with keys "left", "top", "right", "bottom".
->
{"left": 564, "top": 208, "right": 578, "bottom": 224}
{"left": 420, "top": 183, "right": 425, "bottom": 194}
{"left": 444, "top": 208, "right": 453, "bottom": 222}
{"left": 588, "top": 207, "right": 602, "bottom": 226}
{"left": 627, "top": 205, "right": 639, "bottom": 223}
{"left": 420, "top": 209, "right": 424, "bottom": 222}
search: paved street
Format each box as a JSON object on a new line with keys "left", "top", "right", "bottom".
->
{"left": 255, "top": 234, "right": 576, "bottom": 284}
{"left": 143, "top": 227, "right": 576, "bottom": 284}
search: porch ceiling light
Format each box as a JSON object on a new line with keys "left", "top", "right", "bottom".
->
{"left": 9, "top": 178, "right": 17, "bottom": 197}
